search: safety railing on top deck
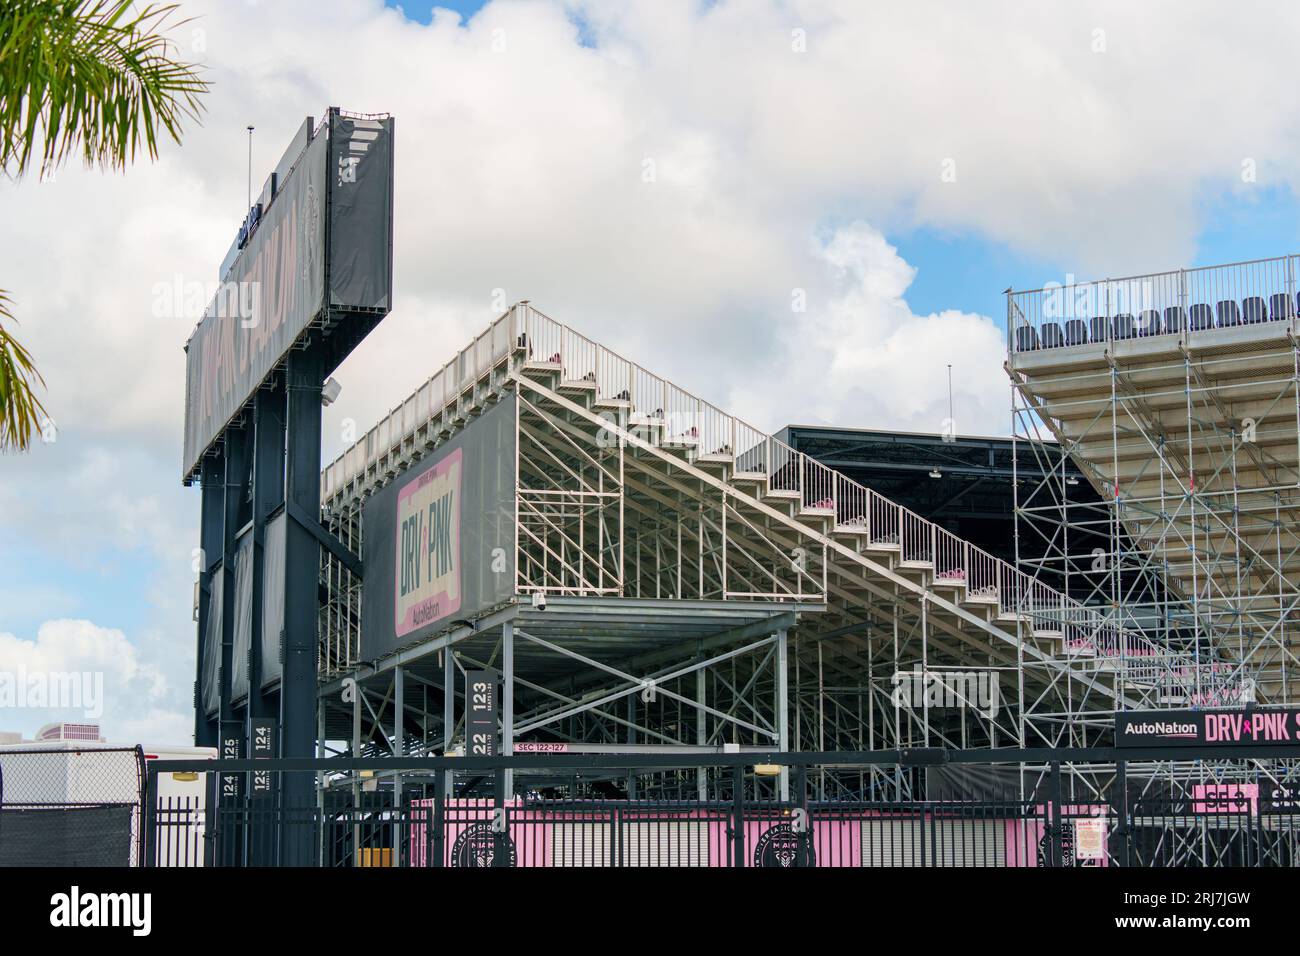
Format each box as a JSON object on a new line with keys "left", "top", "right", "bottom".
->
{"left": 321, "top": 303, "right": 1191, "bottom": 676}
{"left": 1007, "top": 254, "right": 1300, "bottom": 355}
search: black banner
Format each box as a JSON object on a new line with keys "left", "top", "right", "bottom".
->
{"left": 250, "top": 718, "right": 277, "bottom": 797}
{"left": 220, "top": 731, "right": 242, "bottom": 801}
{"left": 466, "top": 669, "right": 499, "bottom": 757}
{"left": 0, "top": 805, "right": 135, "bottom": 866}
{"left": 1116, "top": 708, "right": 1300, "bottom": 748}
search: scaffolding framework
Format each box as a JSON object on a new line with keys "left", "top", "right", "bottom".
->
{"left": 306, "top": 299, "right": 1292, "bottom": 817}
{"left": 1008, "top": 255, "right": 1300, "bottom": 715}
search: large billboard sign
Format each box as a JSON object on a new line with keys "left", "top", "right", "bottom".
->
{"left": 361, "top": 397, "right": 516, "bottom": 660}
{"left": 182, "top": 111, "right": 394, "bottom": 479}
{"left": 396, "top": 447, "right": 463, "bottom": 637}
{"left": 1116, "top": 708, "right": 1300, "bottom": 748}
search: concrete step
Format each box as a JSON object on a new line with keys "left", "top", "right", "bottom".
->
{"left": 557, "top": 378, "right": 597, "bottom": 395}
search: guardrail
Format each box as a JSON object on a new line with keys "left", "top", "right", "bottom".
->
{"left": 321, "top": 303, "right": 1206, "bottom": 684}
{"left": 1007, "top": 254, "right": 1300, "bottom": 355}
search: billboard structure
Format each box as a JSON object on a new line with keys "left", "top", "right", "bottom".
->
{"left": 185, "top": 108, "right": 393, "bottom": 864}
{"left": 182, "top": 110, "right": 394, "bottom": 481}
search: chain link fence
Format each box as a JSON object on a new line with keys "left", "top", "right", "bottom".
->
{"left": 0, "top": 746, "right": 145, "bottom": 866}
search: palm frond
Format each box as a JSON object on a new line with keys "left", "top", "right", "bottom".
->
{"left": 0, "top": 0, "right": 209, "bottom": 178}
{"left": 0, "top": 290, "right": 48, "bottom": 452}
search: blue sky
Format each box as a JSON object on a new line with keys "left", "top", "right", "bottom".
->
{"left": 389, "top": 0, "right": 488, "bottom": 20}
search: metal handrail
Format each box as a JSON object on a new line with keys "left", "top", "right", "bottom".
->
{"left": 321, "top": 303, "right": 1215, "bottom": 685}
{"left": 1007, "top": 253, "right": 1300, "bottom": 355}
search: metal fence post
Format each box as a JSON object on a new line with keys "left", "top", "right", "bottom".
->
{"left": 1111, "top": 758, "right": 1130, "bottom": 867}
{"left": 731, "top": 765, "right": 745, "bottom": 868}
{"left": 143, "top": 766, "right": 158, "bottom": 868}
{"left": 613, "top": 806, "right": 623, "bottom": 868}
{"left": 432, "top": 768, "right": 445, "bottom": 868}
{"left": 1049, "top": 761, "right": 1064, "bottom": 868}
{"left": 493, "top": 760, "right": 509, "bottom": 868}
{"left": 794, "top": 764, "right": 810, "bottom": 867}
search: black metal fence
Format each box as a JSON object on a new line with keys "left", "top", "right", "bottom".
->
{"left": 133, "top": 748, "right": 1300, "bottom": 869}
{"left": 0, "top": 746, "right": 145, "bottom": 866}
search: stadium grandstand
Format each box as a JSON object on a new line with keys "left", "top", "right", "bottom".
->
{"left": 312, "top": 301, "right": 1252, "bottom": 808}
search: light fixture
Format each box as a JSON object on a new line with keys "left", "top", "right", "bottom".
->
{"left": 321, "top": 376, "right": 342, "bottom": 406}
{"left": 1066, "top": 476, "right": 1079, "bottom": 486}
{"left": 929, "top": 468, "right": 942, "bottom": 479}
{"left": 753, "top": 764, "right": 782, "bottom": 777}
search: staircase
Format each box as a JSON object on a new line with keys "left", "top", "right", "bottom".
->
{"left": 322, "top": 303, "right": 1241, "bottom": 714}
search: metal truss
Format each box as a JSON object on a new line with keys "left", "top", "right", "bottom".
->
{"left": 312, "top": 302, "right": 1188, "bottom": 806}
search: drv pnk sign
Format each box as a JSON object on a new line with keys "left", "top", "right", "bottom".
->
{"left": 1116, "top": 708, "right": 1300, "bottom": 748}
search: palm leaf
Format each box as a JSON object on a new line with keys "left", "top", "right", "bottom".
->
{"left": 0, "top": 0, "right": 209, "bottom": 178}
{"left": 0, "top": 290, "right": 48, "bottom": 451}
{"left": 0, "top": 2, "right": 209, "bottom": 450}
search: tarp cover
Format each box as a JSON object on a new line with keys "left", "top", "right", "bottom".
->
{"left": 201, "top": 566, "right": 224, "bottom": 717}
{"left": 230, "top": 531, "right": 255, "bottom": 700}
{"left": 260, "top": 512, "right": 287, "bottom": 689}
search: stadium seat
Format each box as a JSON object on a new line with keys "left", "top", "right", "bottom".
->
{"left": 1089, "top": 316, "right": 1110, "bottom": 342}
{"left": 1112, "top": 313, "right": 1135, "bottom": 339}
{"left": 1269, "top": 292, "right": 1295, "bottom": 322}
{"left": 1188, "top": 303, "right": 1214, "bottom": 331}
{"left": 1136, "top": 309, "right": 1163, "bottom": 336}
{"left": 1040, "top": 322, "right": 1065, "bottom": 348}
{"left": 1163, "top": 306, "right": 1186, "bottom": 333}
{"left": 1014, "top": 326, "right": 1040, "bottom": 351}
{"left": 1241, "top": 296, "right": 1267, "bottom": 324}
{"left": 1064, "top": 319, "right": 1088, "bottom": 346}
{"left": 1215, "top": 299, "right": 1241, "bottom": 327}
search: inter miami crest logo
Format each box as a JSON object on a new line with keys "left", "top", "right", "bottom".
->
{"left": 753, "top": 822, "right": 813, "bottom": 868}
{"left": 451, "top": 822, "right": 517, "bottom": 868}
{"left": 1037, "top": 823, "right": 1096, "bottom": 867}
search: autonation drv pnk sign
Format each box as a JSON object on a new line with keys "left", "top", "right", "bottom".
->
{"left": 1116, "top": 708, "right": 1300, "bottom": 748}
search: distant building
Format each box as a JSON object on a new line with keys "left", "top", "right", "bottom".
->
{"left": 35, "top": 722, "right": 105, "bottom": 743}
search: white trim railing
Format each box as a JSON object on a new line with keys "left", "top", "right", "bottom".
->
{"left": 1007, "top": 253, "right": 1300, "bottom": 355}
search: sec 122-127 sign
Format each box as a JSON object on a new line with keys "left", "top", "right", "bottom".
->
{"left": 465, "top": 669, "right": 499, "bottom": 757}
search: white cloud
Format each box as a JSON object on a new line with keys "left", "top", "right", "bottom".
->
{"left": 10, "top": 0, "right": 1300, "bottom": 448}
{"left": 729, "top": 223, "right": 1009, "bottom": 435}
{"left": 0, "top": 620, "right": 184, "bottom": 743}
{"left": 2, "top": 0, "right": 1298, "bottom": 743}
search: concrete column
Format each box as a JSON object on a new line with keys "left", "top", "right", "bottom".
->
{"left": 280, "top": 348, "right": 323, "bottom": 865}
{"left": 393, "top": 665, "right": 405, "bottom": 808}
{"left": 443, "top": 647, "right": 455, "bottom": 798}
{"left": 502, "top": 622, "right": 514, "bottom": 797}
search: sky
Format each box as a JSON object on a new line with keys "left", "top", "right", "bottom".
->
{"left": 3, "top": 0, "right": 1300, "bottom": 744}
